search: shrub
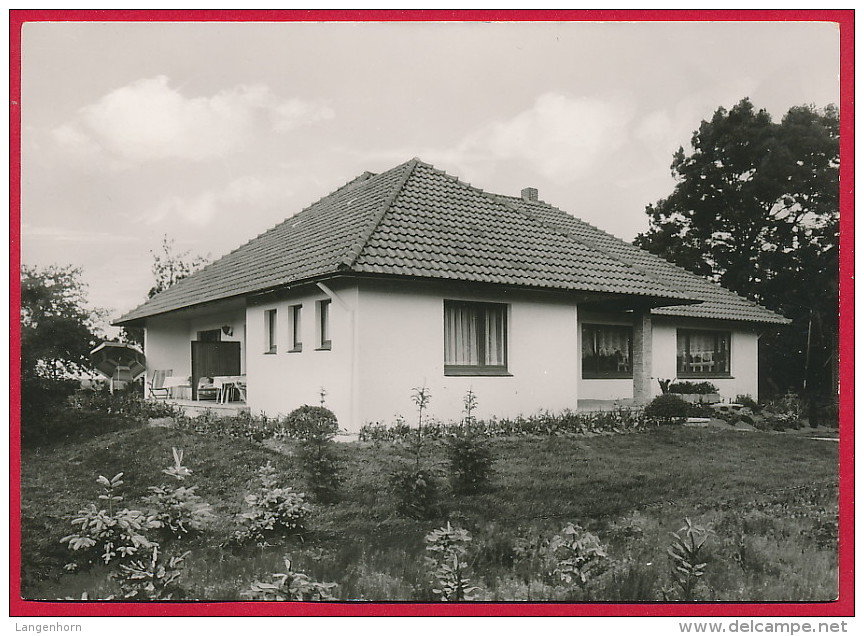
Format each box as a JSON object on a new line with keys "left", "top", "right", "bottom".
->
{"left": 283, "top": 405, "right": 339, "bottom": 441}
{"left": 69, "top": 385, "right": 180, "bottom": 419}
{"left": 175, "top": 410, "right": 284, "bottom": 442}
{"left": 668, "top": 381, "right": 719, "bottom": 395}
{"left": 548, "top": 523, "right": 610, "bottom": 598}
{"left": 21, "top": 377, "right": 91, "bottom": 446}
{"left": 425, "top": 522, "right": 479, "bottom": 601}
{"left": 242, "top": 557, "right": 337, "bottom": 601}
{"left": 358, "top": 407, "right": 648, "bottom": 442}
{"left": 644, "top": 394, "right": 689, "bottom": 424}
{"left": 390, "top": 465, "right": 441, "bottom": 520}
{"left": 231, "top": 462, "right": 311, "bottom": 546}
{"left": 143, "top": 448, "right": 214, "bottom": 541}
{"left": 287, "top": 406, "right": 341, "bottom": 503}
{"left": 21, "top": 376, "right": 79, "bottom": 422}
{"left": 446, "top": 432, "right": 494, "bottom": 495}
{"left": 116, "top": 547, "right": 189, "bottom": 600}
{"left": 735, "top": 394, "right": 762, "bottom": 413}
{"left": 665, "top": 518, "right": 713, "bottom": 601}
{"left": 763, "top": 392, "right": 804, "bottom": 429}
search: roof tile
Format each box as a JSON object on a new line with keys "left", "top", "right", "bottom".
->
{"left": 116, "top": 158, "right": 784, "bottom": 325}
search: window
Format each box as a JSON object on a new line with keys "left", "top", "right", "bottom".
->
{"left": 318, "top": 299, "right": 331, "bottom": 350}
{"left": 197, "top": 329, "right": 221, "bottom": 342}
{"left": 677, "top": 329, "right": 731, "bottom": 377}
{"left": 444, "top": 300, "right": 508, "bottom": 376}
{"left": 582, "top": 324, "right": 632, "bottom": 378}
{"left": 290, "top": 304, "right": 302, "bottom": 352}
{"left": 265, "top": 309, "right": 277, "bottom": 354}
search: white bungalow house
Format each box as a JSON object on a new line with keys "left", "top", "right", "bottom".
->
{"left": 115, "top": 158, "right": 788, "bottom": 431}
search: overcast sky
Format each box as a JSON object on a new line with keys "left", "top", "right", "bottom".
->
{"left": 20, "top": 19, "right": 840, "bottom": 322}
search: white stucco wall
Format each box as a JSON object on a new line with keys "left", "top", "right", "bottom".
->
{"left": 144, "top": 315, "right": 192, "bottom": 395}
{"left": 354, "top": 280, "right": 580, "bottom": 428}
{"left": 244, "top": 283, "right": 356, "bottom": 423}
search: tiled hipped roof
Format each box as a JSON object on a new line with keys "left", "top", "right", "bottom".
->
{"left": 116, "top": 158, "right": 787, "bottom": 325}
{"left": 499, "top": 196, "right": 789, "bottom": 324}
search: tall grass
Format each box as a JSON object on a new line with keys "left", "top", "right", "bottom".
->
{"left": 21, "top": 425, "right": 838, "bottom": 601}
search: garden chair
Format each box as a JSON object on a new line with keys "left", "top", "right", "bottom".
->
{"left": 197, "top": 377, "right": 220, "bottom": 401}
{"left": 148, "top": 369, "right": 172, "bottom": 400}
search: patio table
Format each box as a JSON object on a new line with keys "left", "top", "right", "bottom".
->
{"left": 212, "top": 375, "right": 247, "bottom": 404}
{"left": 162, "top": 376, "right": 191, "bottom": 399}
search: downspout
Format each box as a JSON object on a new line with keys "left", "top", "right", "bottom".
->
{"left": 317, "top": 282, "right": 359, "bottom": 431}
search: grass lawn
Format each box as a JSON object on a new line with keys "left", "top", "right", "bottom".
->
{"left": 20, "top": 422, "right": 839, "bottom": 602}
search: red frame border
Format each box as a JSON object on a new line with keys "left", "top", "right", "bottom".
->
{"left": 8, "top": 8, "right": 854, "bottom": 618}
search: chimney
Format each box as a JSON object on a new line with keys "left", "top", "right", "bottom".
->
{"left": 521, "top": 187, "right": 538, "bottom": 202}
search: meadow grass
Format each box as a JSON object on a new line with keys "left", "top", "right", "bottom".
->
{"left": 20, "top": 423, "right": 838, "bottom": 601}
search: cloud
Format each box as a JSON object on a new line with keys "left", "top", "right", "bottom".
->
{"left": 52, "top": 76, "right": 334, "bottom": 164}
{"left": 147, "top": 174, "right": 294, "bottom": 226}
{"left": 366, "top": 93, "right": 636, "bottom": 184}
{"left": 462, "top": 93, "right": 635, "bottom": 181}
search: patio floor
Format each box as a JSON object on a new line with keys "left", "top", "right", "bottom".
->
{"left": 164, "top": 398, "right": 250, "bottom": 418}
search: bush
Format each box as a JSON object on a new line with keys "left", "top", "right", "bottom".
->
{"left": 175, "top": 410, "right": 283, "bottom": 442}
{"left": 143, "top": 448, "right": 214, "bottom": 541}
{"left": 735, "top": 394, "right": 762, "bottom": 413}
{"left": 231, "top": 463, "right": 311, "bottom": 546}
{"left": 21, "top": 377, "right": 82, "bottom": 446}
{"left": 548, "top": 523, "right": 610, "bottom": 599}
{"left": 425, "top": 522, "right": 479, "bottom": 601}
{"left": 668, "top": 381, "right": 719, "bottom": 395}
{"left": 242, "top": 557, "right": 337, "bottom": 601}
{"left": 358, "top": 407, "right": 649, "bottom": 442}
{"left": 61, "top": 472, "right": 160, "bottom": 570}
{"left": 644, "top": 394, "right": 689, "bottom": 424}
{"left": 390, "top": 465, "right": 441, "bottom": 520}
{"left": 286, "top": 406, "right": 341, "bottom": 503}
{"left": 283, "top": 405, "right": 339, "bottom": 441}
{"left": 446, "top": 432, "right": 494, "bottom": 495}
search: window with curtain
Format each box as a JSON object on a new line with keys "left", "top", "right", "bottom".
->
{"left": 582, "top": 324, "right": 633, "bottom": 378}
{"left": 444, "top": 300, "right": 508, "bottom": 375}
{"left": 677, "top": 329, "right": 731, "bottom": 377}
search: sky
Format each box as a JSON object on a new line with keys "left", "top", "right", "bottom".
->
{"left": 19, "top": 19, "right": 840, "bottom": 324}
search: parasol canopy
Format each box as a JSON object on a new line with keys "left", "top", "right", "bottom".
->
{"left": 90, "top": 342, "right": 146, "bottom": 382}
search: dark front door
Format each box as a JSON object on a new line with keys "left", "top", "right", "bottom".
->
{"left": 191, "top": 341, "right": 241, "bottom": 400}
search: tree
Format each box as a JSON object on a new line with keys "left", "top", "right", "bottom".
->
{"left": 148, "top": 235, "right": 210, "bottom": 299}
{"left": 118, "top": 236, "right": 211, "bottom": 347}
{"left": 21, "top": 264, "right": 101, "bottom": 380}
{"left": 634, "top": 99, "right": 839, "bottom": 400}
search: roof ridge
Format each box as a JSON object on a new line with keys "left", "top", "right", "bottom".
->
{"left": 338, "top": 158, "right": 418, "bottom": 271}
{"left": 489, "top": 193, "right": 695, "bottom": 302}
{"left": 514, "top": 196, "right": 784, "bottom": 316}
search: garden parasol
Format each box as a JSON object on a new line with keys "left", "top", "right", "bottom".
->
{"left": 89, "top": 342, "right": 146, "bottom": 393}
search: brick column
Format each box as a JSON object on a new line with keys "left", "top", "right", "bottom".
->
{"left": 632, "top": 309, "right": 653, "bottom": 405}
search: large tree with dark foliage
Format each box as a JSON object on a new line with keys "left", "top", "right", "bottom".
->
{"left": 21, "top": 264, "right": 101, "bottom": 380}
{"left": 634, "top": 98, "right": 839, "bottom": 400}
